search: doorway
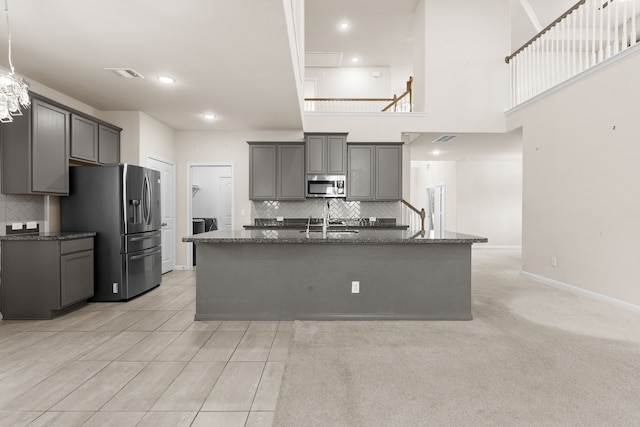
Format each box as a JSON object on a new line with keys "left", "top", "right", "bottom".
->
{"left": 188, "top": 164, "right": 233, "bottom": 268}
{"left": 426, "top": 185, "right": 445, "bottom": 233}
{"left": 146, "top": 156, "right": 176, "bottom": 274}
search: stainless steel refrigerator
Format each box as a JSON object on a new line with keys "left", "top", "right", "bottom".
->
{"left": 60, "top": 164, "right": 162, "bottom": 301}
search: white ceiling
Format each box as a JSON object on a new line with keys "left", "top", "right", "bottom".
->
{"left": 0, "top": 0, "right": 554, "bottom": 141}
{"left": 0, "top": 0, "right": 302, "bottom": 131}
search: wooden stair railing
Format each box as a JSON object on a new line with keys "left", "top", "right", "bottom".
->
{"left": 381, "top": 76, "right": 413, "bottom": 112}
{"left": 305, "top": 76, "right": 413, "bottom": 112}
{"left": 402, "top": 198, "right": 426, "bottom": 232}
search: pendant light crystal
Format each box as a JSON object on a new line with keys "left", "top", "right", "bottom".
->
{"left": 0, "top": 0, "right": 30, "bottom": 123}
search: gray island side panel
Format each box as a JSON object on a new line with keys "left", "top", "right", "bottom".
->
{"left": 194, "top": 241, "right": 473, "bottom": 321}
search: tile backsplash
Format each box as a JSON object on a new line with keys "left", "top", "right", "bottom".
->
{"left": 0, "top": 190, "right": 45, "bottom": 236}
{"left": 251, "top": 199, "right": 402, "bottom": 222}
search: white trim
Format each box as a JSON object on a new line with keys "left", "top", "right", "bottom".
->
{"left": 520, "top": 271, "right": 640, "bottom": 314}
{"left": 43, "top": 195, "right": 51, "bottom": 233}
{"left": 173, "top": 265, "right": 190, "bottom": 271}
{"left": 506, "top": 43, "right": 640, "bottom": 114}
{"left": 474, "top": 245, "right": 522, "bottom": 250}
{"left": 304, "top": 112, "right": 427, "bottom": 118}
{"left": 187, "top": 162, "right": 235, "bottom": 269}
{"left": 147, "top": 155, "right": 177, "bottom": 273}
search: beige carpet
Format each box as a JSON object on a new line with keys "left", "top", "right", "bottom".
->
{"left": 273, "top": 249, "right": 640, "bottom": 426}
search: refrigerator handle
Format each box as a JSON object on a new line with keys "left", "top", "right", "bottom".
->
{"left": 143, "top": 174, "right": 152, "bottom": 225}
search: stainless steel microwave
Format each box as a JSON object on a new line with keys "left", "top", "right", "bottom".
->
{"left": 306, "top": 175, "right": 346, "bottom": 198}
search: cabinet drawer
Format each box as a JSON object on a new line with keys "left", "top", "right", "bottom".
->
{"left": 61, "top": 238, "right": 93, "bottom": 254}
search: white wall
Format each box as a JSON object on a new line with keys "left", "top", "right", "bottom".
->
{"left": 508, "top": 48, "right": 640, "bottom": 306}
{"left": 410, "top": 161, "right": 457, "bottom": 231}
{"left": 174, "top": 130, "right": 302, "bottom": 267}
{"left": 305, "top": 67, "right": 393, "bottom": 98}
{"left": 457, "top": 161, "right": 521, "bottom": 246}
{"left": 192, "top": 166, "right": 232, "bottom": 219}
{"left": 409, "top": 159, "right": 522, "bottom": 247}
{"left": 424, "top": 0, "right": 509, "bottom": 132}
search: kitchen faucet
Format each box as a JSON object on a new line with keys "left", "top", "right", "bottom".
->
{"left": 322, "top": 200, "right": 330, "bottom": 238}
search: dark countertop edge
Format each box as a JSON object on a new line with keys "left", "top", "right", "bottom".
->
{"left": 243, "top": 225, "right": 409, "bottom": 230}
{"left": 0, "top": 232, "right": 97, "bottom": 241}
{"left": 182, "top": 236, "right": 488, "bottom": 245}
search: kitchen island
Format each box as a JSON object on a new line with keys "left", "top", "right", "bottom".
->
{"left": 183, "top": 229, "right": 487, "bottom": 321}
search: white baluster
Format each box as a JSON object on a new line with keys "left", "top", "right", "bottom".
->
{"left": 591, "top": 0, "right": 597, "bottom": 67}
{"left": 578, "top": 6, "right": 584, "bottom": 73}
{"left": 599, "top": 0, "right": 604, "bottom": 63}
{"left": 622, "top": 0, "right": 628, "bottom": 49}
{"left": 631, "top": 0, "right": 637, "bottom": 46}
{"left": 572, "top": 10, "right": 577, "bottom": 77}
{"left": 614, "top": 0, "right": 620, "bottom": 55}
{"left": 606, "top": 0, "right": 611, "bottom": 59}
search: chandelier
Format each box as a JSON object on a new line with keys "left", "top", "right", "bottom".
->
{"left": 0, "top": 0, "right": 29, "bottom": 123}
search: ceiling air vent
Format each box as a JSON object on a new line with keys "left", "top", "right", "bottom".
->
{"left": 104, "top": 68, "right": 144, "bottom": 79}
{"left": 432, "top": 134, "right": 458, "bottom": 143}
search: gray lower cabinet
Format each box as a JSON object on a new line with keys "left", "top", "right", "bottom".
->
{"left": 305, "top": 133, "right": 347, "bottom": 175}
{"left": 249, "top": 142, "right": 305, "bottom": 200}
{"left": 1, "top": 96, "right": 70, "bottom": 195}
{"left": 0, "top": 237, "right": 94, "bottom": 319}
{"left": 347, "top": 144, "right": 402, "bottom": 201}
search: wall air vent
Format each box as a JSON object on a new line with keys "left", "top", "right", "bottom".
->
{"left": 104, "top": 68, "right": 144, "bottom": 78}
{"left": 432, "top": 134, "right": 458, "bottom": 143}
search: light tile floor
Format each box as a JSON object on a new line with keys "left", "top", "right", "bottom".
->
{"left": 0, "top": 269, "right": 292, "bottom": 427}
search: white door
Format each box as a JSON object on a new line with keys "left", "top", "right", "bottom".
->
{"left": 220, "top": 176, "right": 233, "bottom": 229}
{"left": 147, "top": 157, "right": 175, "bottom": 273}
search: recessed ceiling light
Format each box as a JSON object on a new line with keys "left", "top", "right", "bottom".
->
{"left": 157, "top": 75, "right": 175, "bottom": 84}
{"left": 203, "top": 113, "right": 216, "bottom": 120}
{"left": 339, "top": 21, "right": 350, "bottom": 31}
{"left": 432, "top": 149, "right": 441, "bottom": 156}
{"left": 352, "top": 57, "right": 359, "bottom": 63}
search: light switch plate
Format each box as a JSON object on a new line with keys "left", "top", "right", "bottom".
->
{"left": 369, "top": 217, "right": 377, "bottom": 223}
{"left": 26, "top": 221, "right": 38, "bottom": 229}
{"left": 11, "top": 223, "right": 23, "bottom": 230}
{"left": 276, "top": 216, "right": 284, "bottom": 222}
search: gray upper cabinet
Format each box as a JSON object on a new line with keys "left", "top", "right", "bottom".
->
{"left": 1, "top": 96, "right": 70, "bottom": 195}
{"left": 98, "top": 124, "right": 120, "bottom": 164}
{"left": 347, "top": 144, "right": 402, "bottom": 201}
{"left": 305, "top": 133, "right": 347, "bottom": 175}
{"left": 249, "top": 144, "right": 277, "bottom": 200}
{"left": 277, "top": 144, "right": 305, "bottom": 200}
{"left": 249, "top": 142, "right": 305, "bottom": 201}
{"left": 347, "top": 145, "right": 375, "bottom": 200}
{"left": 70, "top": 116, "right": 120, "bottom": 165}
{"left": 71, "top": 114, "right": 98, "bottom": 163}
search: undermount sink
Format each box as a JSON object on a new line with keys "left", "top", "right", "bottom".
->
{"left": 300, "top": 229, "right": 359, "bottom": 235}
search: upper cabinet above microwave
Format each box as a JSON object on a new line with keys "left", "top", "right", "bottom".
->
{"left": 305, "top": 132, "right": 347, "bottom": 176}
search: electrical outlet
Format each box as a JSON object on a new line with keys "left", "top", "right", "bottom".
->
{"left": 369, "top": 217, "right": 377, "bottom": 223}
{"left": 551, "top": 257, "right": 557, "bottom": 267}
{"left": 351, "top": 281, "right": 360, "bottom": 293}
{"left": 11, "top": 222, "right": 23, "bottom": 230}
{"left": 276, "top": 216, "right": 284, "bottom": 222}
{"left": 26, "top": 221, "right": 38, "bottom": 229}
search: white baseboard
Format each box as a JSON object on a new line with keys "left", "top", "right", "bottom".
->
{"left": 173, "top": 265, "right": 192, "bottom": 271}
{"left": 520, "top": 271, "right": 640, "bottom": 313}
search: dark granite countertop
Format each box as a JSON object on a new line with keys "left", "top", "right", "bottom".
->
{"left": 0, "top": 232, "right": 96, "bottom": 241}
{"left": 183, "top": 229, "right": 487, "bottom": 245}
{"left": 245, "top": 217, "right": 408, "bottom": 230}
